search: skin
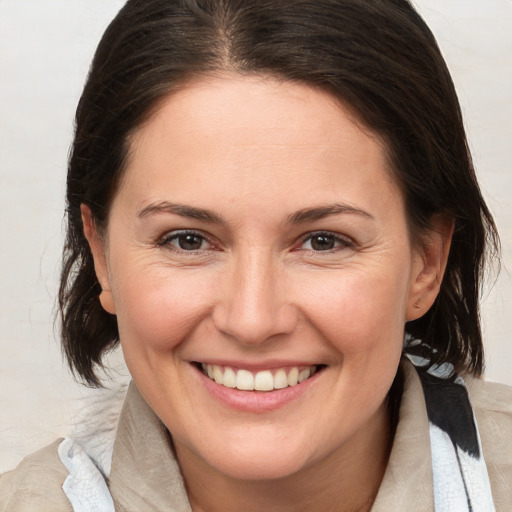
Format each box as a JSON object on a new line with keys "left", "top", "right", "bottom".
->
{"left": 83, "top": 75, "right": 452, "bottom": 512}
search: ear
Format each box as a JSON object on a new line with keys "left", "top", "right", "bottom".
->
{"left": 406, "top": 215, "right": 454, "bottom": 321}
{"left": 81, "top": 204, "right": 116, "bottom": 315}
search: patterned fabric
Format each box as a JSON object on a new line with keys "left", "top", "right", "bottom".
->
{"left": 58, "top": 439, "right": 114, "bottom": 512}
{"left": 405, "top": 333, "right": 495, "bottom": 512}
{"left": 419, "top": 371, "right": 495, "bottom": 511}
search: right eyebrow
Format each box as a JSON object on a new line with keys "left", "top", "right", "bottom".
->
{"left": 288, "top": 203, "right": 374, "bottom": 224}
{"left": 137, "top": 201, "right": 225, "bottom": 224}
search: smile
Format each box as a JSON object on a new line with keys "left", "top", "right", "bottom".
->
{"left": 200, "top": 364, "right": 319, "bottom": 392}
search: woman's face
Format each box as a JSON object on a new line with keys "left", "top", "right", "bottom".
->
{"left": 87, "top": 75, "right": 444, "bottom": 481}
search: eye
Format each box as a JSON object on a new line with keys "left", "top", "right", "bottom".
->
{"left": 159, "top": 230, "right": 212, "bottom": 251}
{"left": 301, "top": 232, "right": 352, "bottom": 252}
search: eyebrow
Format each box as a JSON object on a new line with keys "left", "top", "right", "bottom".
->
{"left": 137, "top": 201, "right": 373, "bottom": 224}
{"left": 288, "top": 203, "right": 374, "bottom": 223}
{"left": 137, "top": 201, "right": 225, "bottom": 223}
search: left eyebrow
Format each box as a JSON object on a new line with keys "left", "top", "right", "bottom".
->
{"left": 288, "top": 203, "right": 374, "bottom": 223}
{"left": 137, "top": 201, "right": 225, "bottom": 224}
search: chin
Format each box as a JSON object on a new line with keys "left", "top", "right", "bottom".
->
{"left": 209, "top": 452, "right": 308, "bottom": 482}
{"left": 183, "top": 433, "right": 314, "bottom": 482}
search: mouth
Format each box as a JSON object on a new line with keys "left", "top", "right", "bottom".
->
{"left": 196, "top": 363, "right": 324, "bottom": 392}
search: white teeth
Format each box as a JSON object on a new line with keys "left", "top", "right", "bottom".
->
{"left": 201, "top": 364, "right": 318, "bottom": 391}
{"left": 254, "top": 370, "right": 274, "bottom": 391}
{"left": 298, "top": 368, "right": 311, "bottom": 383}
{"left": 213, "top": 365, "right": 223, "bottom": 384}
{"left": 273, "top": 369, "right": 288, "bottom": 389}
{"left": 287, "top": 367, "right": 299, "bottom": 386}
{"left": 236, "top": 369, "right": 254, "bottom": 390}
{"left": 223, "top": 367, "right": 237, "bottom": 388}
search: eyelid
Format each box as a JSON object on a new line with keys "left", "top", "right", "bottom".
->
{"left": 158, "top": 229, "right": 216, "bottom": 251}
{"left": 156, "top": 229, "right": 353, "bottom": 253}
{"left": 299, "top": 231, "right": 354, "bottom": 251}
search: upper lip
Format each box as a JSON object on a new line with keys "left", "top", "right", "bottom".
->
{"left": 192, "top": 359, "right": 323, "bottom": 371}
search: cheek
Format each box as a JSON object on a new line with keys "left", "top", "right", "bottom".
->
{"left": 110, "top": 264, "right": 216, "bottom": 353}
{"left": 295, "top": 264, "right": 410, "bottom": 355}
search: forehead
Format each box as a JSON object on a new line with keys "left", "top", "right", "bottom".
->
{"left": 118, "top": 75, "right": 401, "bottom": 218}
{"left": 130, "top": 74, "right": 385, "bottom": 156}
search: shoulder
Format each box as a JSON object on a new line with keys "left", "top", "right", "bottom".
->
{"left": 466, "top": 377, "right": 512, "bottom": 511}
{"left": 466, "top": 375, "right": 512, "bottom": 410}
{"left": 466, "top": 376, "right": 512, "bottom": 437}
{"left": 0, "top": 439, "right": 72, "bottom": 512}
{"left": 0, "top": 381, "right": 127, "bottom": 512}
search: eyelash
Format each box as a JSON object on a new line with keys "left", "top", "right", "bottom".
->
{"left": 157, "top": 230, "right": 215, "bottom": 252}
{"left": 158, "top": 230, "right": 353, "bottom": 254}
{"left": 299, "top": 231, "right": 354, "bottom": 253}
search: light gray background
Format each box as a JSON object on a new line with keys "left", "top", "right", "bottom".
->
{"left": 1, "top": 0, "right": 511, "bottom": 472}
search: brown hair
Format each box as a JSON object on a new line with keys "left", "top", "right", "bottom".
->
{"left": 60, "top": 0, "right": 499, "bottom": 386}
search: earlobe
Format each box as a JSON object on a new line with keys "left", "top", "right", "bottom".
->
{"left": 406, "top": 216, "right": 454, "bottom": 321}
{"left": 81, "top": 204, "right": 117, "bottom": 315}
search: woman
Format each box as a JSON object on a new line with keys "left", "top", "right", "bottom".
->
{"left": 1, "top": 0, "right": 511, "bottom": 511}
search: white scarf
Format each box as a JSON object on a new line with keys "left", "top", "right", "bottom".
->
{"left": 407, "top": 350, "right": 495, "bottom": 511}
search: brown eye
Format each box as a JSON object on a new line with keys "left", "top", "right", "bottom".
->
{"left": 301, "top": 232, "right": 352, "bottom": 252}
{"left": 177, "top": 234, "right": 204, "bottom": 250}
{"left": 310, "top": 234, "right": 336, "bottom": 251}
{"left": 160, "top": 231, "right": 211, "bottom": 251}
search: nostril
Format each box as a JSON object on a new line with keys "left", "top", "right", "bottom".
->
{"left": 212, "top": 302, "right": 298, "bottom": 346}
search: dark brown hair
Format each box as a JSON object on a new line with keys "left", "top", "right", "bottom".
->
{"left": 60, "top": 0, "right": 499, "bottom": 386}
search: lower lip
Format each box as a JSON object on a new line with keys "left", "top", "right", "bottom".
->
{"left": 192, "top": 365, "right": 323, "bottom": 413}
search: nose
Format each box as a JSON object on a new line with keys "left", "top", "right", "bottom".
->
{"left": 212, "top": 249, "right": 298, "bottom": 346}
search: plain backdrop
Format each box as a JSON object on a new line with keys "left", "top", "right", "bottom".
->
{"left": 0, "top": 0, "right": 511, "bottom": 473}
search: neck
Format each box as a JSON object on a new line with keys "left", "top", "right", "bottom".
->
{"left": 175, "top": 402, "right": 392, "bottom": 512}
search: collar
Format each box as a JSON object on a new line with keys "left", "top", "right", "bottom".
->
{"left": 370, "top": 359, "right": 434, "bottom": 511}
{"left": 108, "top": 382, "right": 191, "bottom": 511}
